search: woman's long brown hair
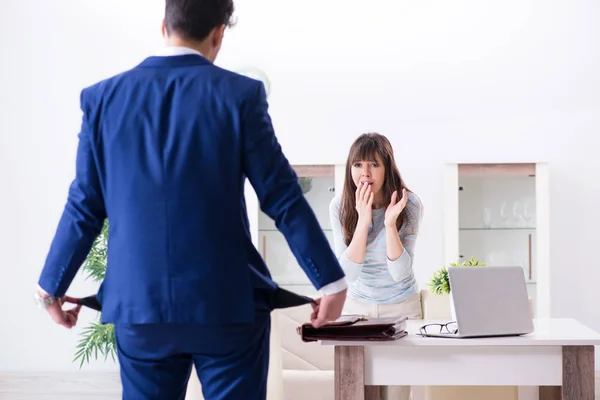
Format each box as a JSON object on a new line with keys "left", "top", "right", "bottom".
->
{"left": 340, "top": 133, "right": 414, "bottom": 246}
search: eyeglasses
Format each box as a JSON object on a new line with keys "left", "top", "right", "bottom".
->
{"left": 419, "top": 321, "right": 459, "bottom": 336}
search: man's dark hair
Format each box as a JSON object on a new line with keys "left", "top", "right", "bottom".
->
{"left": 165, "top": 0, "right": 236, "bottom": 42}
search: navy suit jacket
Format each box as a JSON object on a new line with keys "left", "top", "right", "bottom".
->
{"left": 38, "top": 54, "right": 345, "bottom": 325}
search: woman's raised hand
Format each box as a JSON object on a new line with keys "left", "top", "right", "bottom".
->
{"left": 355, "top": 182, "right": 373, "bottom": 228}
{"left": 385, "top": 188, "right": 408, "bottom": 228}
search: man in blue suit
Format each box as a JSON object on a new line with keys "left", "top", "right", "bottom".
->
{"left": 33, "top": 0, "right": 347, "bottom": 398}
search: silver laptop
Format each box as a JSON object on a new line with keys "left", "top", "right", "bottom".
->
{"left": 421, "top": 266, "right": 534, "bottom": 338}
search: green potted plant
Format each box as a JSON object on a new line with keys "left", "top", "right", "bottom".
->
{"left": 427, "top": 256, "right": 487, "bottom": 320}
{"left": 428, "top": 256, "right": 486, "bottom": 295}
{"left": 73, "top": 219, "right": 116, "bottom": 367}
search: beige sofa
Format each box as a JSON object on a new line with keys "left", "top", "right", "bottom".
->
{"left": 185, "top": 289, "right": 526, "bottom": 400}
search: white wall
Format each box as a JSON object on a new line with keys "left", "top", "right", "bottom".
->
{"left": 1, "top": 0, "right": 600, "bottom": 371}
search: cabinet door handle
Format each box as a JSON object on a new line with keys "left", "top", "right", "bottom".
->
{"left": 528, "top": 234, "right": 532, "bottom": 281}
{"left": 262, "top": 235, "right": 267, "bottom": 262}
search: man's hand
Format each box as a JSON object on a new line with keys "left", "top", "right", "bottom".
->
{"left": 48, "top": 296, "right": 83, "bottom": 329}
{"left": 37, "top": 288, "right": 83, "bottom": 329}
{"left": 310, "top": 289, "right": 347, "bottom": 328}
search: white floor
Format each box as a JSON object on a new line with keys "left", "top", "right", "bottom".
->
{"left": 1, "top": 373, "right": 599, "bottom": 399}
{"left": 0, "top": 373, "right": 121, "bottom": 400}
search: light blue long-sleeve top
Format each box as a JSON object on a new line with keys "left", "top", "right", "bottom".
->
{"left": 329, "top": 192, "right": 423, "bottom": 303}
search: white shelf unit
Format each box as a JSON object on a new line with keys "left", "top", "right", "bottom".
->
{"left": 245, "top": 164, "right": 345, "bottom": 296}
{"left": 443, "top": 162, "right": 551, "bottom": 318}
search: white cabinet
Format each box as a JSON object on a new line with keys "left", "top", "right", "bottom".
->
{"left": 245, "top": 164, "right": 345, "bottom": 295}
{"left": 443, "top": 163, "right": 551, "bottom": 318}
{"left": 458, "top": 166, "right": 537, "bottom": 282}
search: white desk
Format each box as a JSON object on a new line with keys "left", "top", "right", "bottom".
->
{"left": 321, "top": 318, "right": 600, "bottom": 400}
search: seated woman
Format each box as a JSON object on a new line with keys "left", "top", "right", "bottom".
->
{"left": 329, "top": 132, "right": 423, "bottom": 400}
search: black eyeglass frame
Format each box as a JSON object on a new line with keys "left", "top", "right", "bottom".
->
{"left": 418, "top": 321, "right": 459, "bottom": 336}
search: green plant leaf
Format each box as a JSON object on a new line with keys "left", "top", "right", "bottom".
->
{"left": 81, "top": 220, "right": 109, "bottom": 282}
{"left": 75, "top": 219, "right": 116, "bottom": 367}
{"left": 73, "top": 319, "right": 116, "bottom": 368}
{"left": 427, "top": 266, "right": 450, "bottom": 295}
{"left": 428, "top": 256, "right": 487, "bottom": 295}
{"left": 298, "top": 177, "right": 313, "bottom": 194}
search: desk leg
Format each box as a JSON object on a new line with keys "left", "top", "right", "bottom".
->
{"left": 335, "top": 346, "right": 364, "bottom": 400}
{"left": 562, "top": 345, "right": 595, "bottom": 400}
{"left": 365, "top": 385, "right": 382, "bottom": 400}
{"left": 538, "top": 386, "right": 560, "bottom": 400}
{"left": 333, "top": 346, "right": 381, "bottom": 400}
{"left": 539, "top": 346, "right": 594, "bottom": 400}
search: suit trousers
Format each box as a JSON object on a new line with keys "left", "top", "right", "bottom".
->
{"left": 114, "top": 309, "right": 271, "bottom": 400}
{"left": 342, "top": 293, "right": 423, "bottom": 400}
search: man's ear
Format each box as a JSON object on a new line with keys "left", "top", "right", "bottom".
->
{"left": 212, "top": 25, "right": 226, "bottom": 48}
{"left": 161, "top": 19, "right": 167, "bottom": 38}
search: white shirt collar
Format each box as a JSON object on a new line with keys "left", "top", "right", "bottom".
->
{"left": 155, "top": 46, "right": 204, "bottom": 58}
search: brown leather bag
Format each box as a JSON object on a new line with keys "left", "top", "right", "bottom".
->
{"left": 297, "top": 315, "right": 409, "bottom": 342}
